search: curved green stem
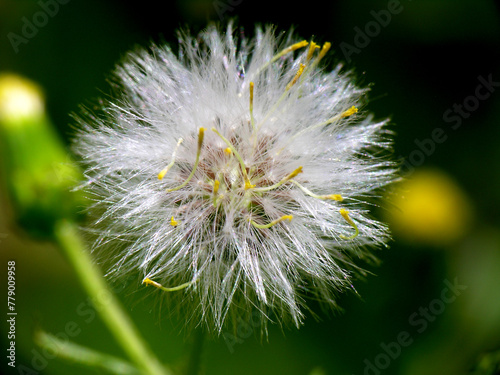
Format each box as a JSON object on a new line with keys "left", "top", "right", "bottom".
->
{"left": 185, "top": 329, "right": 205, "bottom": 375}
{"left": 54, "top": 220, "right": 170, "bottom": 375}
{"left": 35, "top": 330, "right": 140, "bottom": 375}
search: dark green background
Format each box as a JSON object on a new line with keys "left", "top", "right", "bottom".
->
{"left": 1, "top": 1, "right": 500, "bottom": 374}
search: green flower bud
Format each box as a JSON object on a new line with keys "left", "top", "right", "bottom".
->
{"left": 0, "top": 73, "right": 85, "bottom": 236}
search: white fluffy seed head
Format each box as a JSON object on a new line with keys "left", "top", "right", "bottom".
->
{"left": 73, "top": 22, "right": 397, "bottom": 333}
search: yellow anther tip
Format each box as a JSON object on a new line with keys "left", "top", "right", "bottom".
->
{"left": 286, "top": 65, "right": 307, "bottom": 90}
{"left": 292, "top": 40, "right": 309, "bottom": 50}
{"left": 224, "top": 147, "right": 232, "bottom": 155}
{"left": 289, "top": 166, "right": 303, "bottom": 179}
{"left": 308, "top": 41, "right": 318, "bottom": 48}
{"left": 316, "top": 42, "right": 331, "bottom": 60}
{"left": 143, "top": 278, "right": 159, "bottom": 288}
{"left": 245, "top": 181, "right": 256, "bottom": 190}
{"left": 306, "top": 41, "right": 320, "bottom": 60}
{"left": 327, "top": 194, "right": 343, "bottom": 201}
{"left": 283, "top": 215, "right": 293, "bottom": 222}
{"left": 158, "top": 170, "right": 167, "bottom": 180}
{"left": 170, "top": 216, "right": 179, "bottom": 227}
{"left": 213, "top": 180, "right": 220, "bottom": 193}
{"left": 340, "top": 208, "right": 354, "bottom": 224}
{"left": 342, "top": 106, "right": 358, "bottom": 118}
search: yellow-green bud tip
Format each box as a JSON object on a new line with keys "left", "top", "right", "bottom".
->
{"left": 0, "top": 74, "right": 44, "bottom": 125}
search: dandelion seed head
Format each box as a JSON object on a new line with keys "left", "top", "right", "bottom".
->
{"left": 74, "top": 22, "right": 397, "bottom": 333}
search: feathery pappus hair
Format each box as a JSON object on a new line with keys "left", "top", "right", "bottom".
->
{"left": 74, "top": 21, "right": 397, "bottom": 333}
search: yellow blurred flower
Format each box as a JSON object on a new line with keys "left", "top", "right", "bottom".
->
{"left": 385, "top": 168, "right": 473, "bottom": 246}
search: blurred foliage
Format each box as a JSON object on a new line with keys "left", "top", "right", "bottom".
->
{"left": 1, "top": 1, "right": 499, "bottom": 375}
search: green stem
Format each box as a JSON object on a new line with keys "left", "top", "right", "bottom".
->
{"left": 35, "top": 330, "right": 140, "bottom": 375}
{"left": 53, "top": 220, "right": 170, "bottom": 375}
{"left": 185, "top": 329, "right": 204, "bottom": 375}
